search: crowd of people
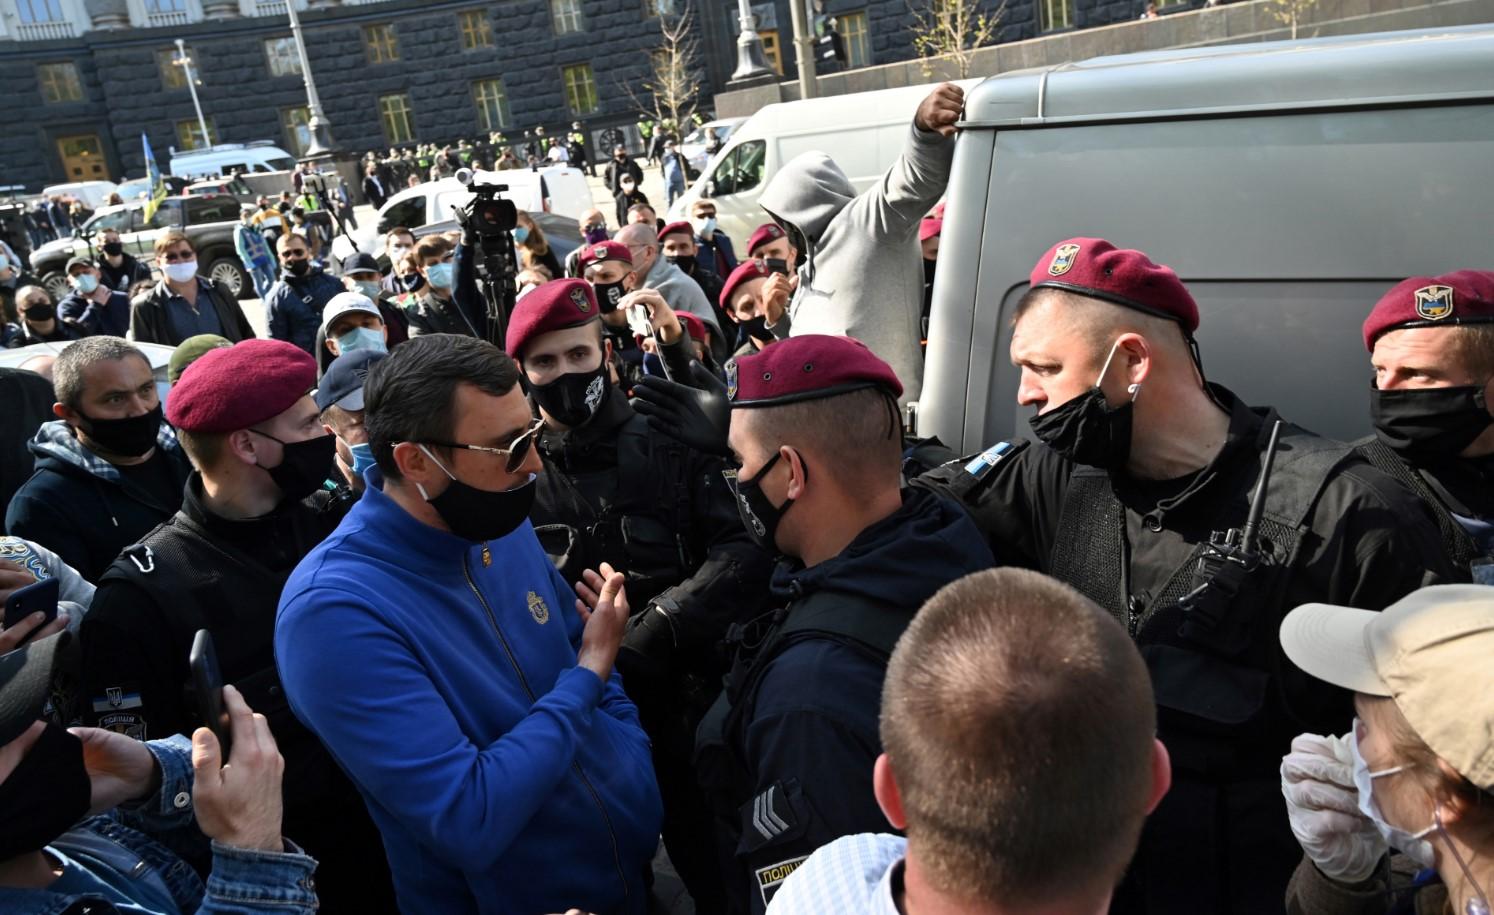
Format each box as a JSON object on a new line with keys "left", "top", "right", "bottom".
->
{"left": 0, "top": 79, "right": 1491, "bottom": 915}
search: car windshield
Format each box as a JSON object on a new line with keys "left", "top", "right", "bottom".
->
{"left": 267, "top": 156, "right": 296, "bottom": 171}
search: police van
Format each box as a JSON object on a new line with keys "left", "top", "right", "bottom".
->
{"left": 917, "top": 24, "right": 1494, "bottom": 450}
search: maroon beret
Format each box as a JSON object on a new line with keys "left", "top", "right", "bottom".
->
{"left": 166, "top": 338, "right": 316, "bottom": 433}
{"left": 505, "top": 278, "right": 600, "bottom": 359}
{"left": 578, "top": 240, "right": 632, "bottom": 271}
{"left": 1362, "top": 270, "right": 1494, "bottom": 351}
{"left": 677, "top": 311, "right": 708, "bottom": 344}
{"left": 659, "top": 221, "right": 695, "bottom": 243}
{"left": 1029, "top": 237, "right": 1199, "bottom": 335}
{"left": 746, "top": 223, "right": 786, "bottom": 257}
{"left": 726, "top": 334, "right": 902, "bottom": 408}
{"left": 720, "top": 259, "right": 772, "bottom": 311}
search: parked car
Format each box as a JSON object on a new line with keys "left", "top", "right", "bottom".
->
{"left": 185, "top": 176, "right": 256, "bottom": 201}
{"left": 169, "top": 142, "right": 297, "bottom": 179}
{"left": 40, "top": 181, "right": 120, "bottom": 211}
{"left": 0, "top": 340, "right": 176, "bottom": 404}
{"left": 678, "top": 117, "right": 747, "bottom": 175}
{"left": 330, "top": 167, "right": 591, "bottom": 269}
{"left": 921, "top": 24, "right": 1494, "bottom": 449}
{"left": 29, "top": 194, "right": 248, "bottom": 301}
{"left": 116, "top": 175, "right": 191, "bottom": 201}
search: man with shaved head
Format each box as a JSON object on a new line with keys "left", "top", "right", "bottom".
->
{"left": 614, "top": 221, "right": 719, "bottom": 340}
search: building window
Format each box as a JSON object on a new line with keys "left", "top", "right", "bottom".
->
{"left": 379, "top": 93, "right": 416, "bottom": 145}
{"left": 458, "top": 10, "right": 494, "bottom": 50}
{"left": 144, "top": 0, "right": 189, "bottom": 25}
{"left": 551, "top": 0, "right": 584, "bottom": 35}
{"left": 176, "top": 119, "right": 217, "bottom": 151}
{"left": 758, "top": 29, "right": 784, "bottom": 75}
{"left": 37, "top": 63, "right": 83, "bottom": 104}
{"left": 838, "top": 11, "right": 870, "bottom": 68}
{"left": 156, "top": 48, "right": 192, "bottom": 90}
{"left": 471, "top": 79, "right": 511, "bottom": 132}
{"left": 281, "top": 106, "right": 311, "bottom": 157}
{"left": 18, "top": 0, "right": 64, "bottom": 21}
{"left": 363, "top": 24, "right": 399, "bottom": 64}
{"left": 560, "top": 63, "right": 598, "bottom": 115}
{"left": 264, "top": 37, "right": 303, "bottom": 78}
{"left": 1038, "top": 0, "right": 1074, "bottom": 31}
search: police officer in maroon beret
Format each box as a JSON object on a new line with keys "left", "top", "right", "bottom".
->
{"left": 1355, "top": 271, "right": 1494, "bottom": 583}
{"left": 80, "top": 338, "right": 396, "bottom": 912}
{"left": 507, "top": 279, "right": 772, "bottom": 912}
{"left": 911, "top": 238, "right": 1461, "bottom": 914}
{"left": 693, "top": 334, "right": 993, "bottom": 914}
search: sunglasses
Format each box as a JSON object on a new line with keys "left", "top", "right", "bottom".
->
{"left": 420, "top": 418, "right": 545, "bottom": 474}
{"left": 161, "top": 250, "right": 195, "bottom": 263}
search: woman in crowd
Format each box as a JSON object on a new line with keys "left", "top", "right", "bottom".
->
{"left": 1279, "top": 585, "right": 1494, "bottom": 915}
{"left": 514, "top": 211, "right": 562, "bottom": 279}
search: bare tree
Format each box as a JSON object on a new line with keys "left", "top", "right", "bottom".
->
{"left": 1264, "top": 0, "right": 1318, "bottom": 39}
{"left": 907, "top": 0, "right": 1005, "bottom": 80}
{"left": 623, "top": 1, "right": 704, "bottom": 139}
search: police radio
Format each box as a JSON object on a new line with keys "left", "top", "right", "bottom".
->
{"left": 1176, "top": 420, "right": 1283, "bottom": 653}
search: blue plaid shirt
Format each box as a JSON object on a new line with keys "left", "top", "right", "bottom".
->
{"left": 766, "top": 833, "right": 906, "bottom": 915}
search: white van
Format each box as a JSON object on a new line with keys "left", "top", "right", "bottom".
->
{"left": 40, "top": 181, "right": 120, "bottom": 210}
{"left": 330, "top": 166, "right": 592, "bottom": 266}
{"left": 668, "top": 79, "right": 980, "bottom": 248}
{"left": 169, "top": 142, "right": 298, "bottom": 179}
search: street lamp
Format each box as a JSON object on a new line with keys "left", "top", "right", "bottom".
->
{"left": 730, "top": 0, "right": 775, "bottom": 84}
{"left": 172, "top": 39, "right": 213, "bottom": 150}
{"left": 285, "top": 0, "right": 337, "bottom": 158}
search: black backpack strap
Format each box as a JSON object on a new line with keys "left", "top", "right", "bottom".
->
{"left": 1354, "top": 435, "right": 1478, "bottom": 568}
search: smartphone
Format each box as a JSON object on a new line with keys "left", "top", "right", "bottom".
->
{"left": 189, "top": 630, "right": 232, "bottom": 759}
{"left": 3, "top": 576, "right": 59, "bottom": 646}
{"left": 763, "top": 258, "right": 790, "bottom": 277}
{"left": 626, "top": 302, "right": 654, "bottom": 338}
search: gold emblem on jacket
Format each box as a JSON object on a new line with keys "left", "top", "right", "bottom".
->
{"left": 527, "top": 591, "right": 550, "bottom": 625}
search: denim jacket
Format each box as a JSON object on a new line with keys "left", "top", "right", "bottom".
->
{"left": 0, "top": 735, "right": 319, "bottom": 915}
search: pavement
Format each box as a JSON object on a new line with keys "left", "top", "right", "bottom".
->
{"left": 240, "top": 155, "right": 675, "bottom": 335}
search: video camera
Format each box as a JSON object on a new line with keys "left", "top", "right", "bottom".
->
{"left": 453, "top": 174, "right": 520, "bottom": 346}
{"left": 301, "top": 171, "right": 329, "bottom": 196}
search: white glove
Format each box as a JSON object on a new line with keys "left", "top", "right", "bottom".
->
{"left": 1281, "top": 732, "right": 1387, "bottom": 883}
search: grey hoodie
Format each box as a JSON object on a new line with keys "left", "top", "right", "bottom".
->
{"left": 757, "top": 124, "right": 954, "bottom": 404}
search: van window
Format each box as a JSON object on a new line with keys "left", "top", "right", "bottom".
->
{"left": 379, "top": 196, "right": 425, "bottom": 234}
{"left": 267, "top": 157, "right": 296, "bottom": 171}
{"left": 710, "top": 139, "right": 766, "bottom": 197}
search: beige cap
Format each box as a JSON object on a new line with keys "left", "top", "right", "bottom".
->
{"left": 1280, "top": 584, "right": 1494, "bottom": 790}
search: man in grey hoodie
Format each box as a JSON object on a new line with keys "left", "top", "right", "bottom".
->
{"left": 756, "top": 82, "right": 965, "bottom": 405}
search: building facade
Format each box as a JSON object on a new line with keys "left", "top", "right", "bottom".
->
{"left": 2, "top": 0, "right": 1164, "bottom": 191}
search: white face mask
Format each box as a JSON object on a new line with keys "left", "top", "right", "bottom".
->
{"left": 691, "top": 216, "right": 717, "bottom": 237}
{"left": 1350, "top": 720, "right": 1437, "bottom": 868}
{"left": 163, "top": 260, "right": 198, "bottom": 284}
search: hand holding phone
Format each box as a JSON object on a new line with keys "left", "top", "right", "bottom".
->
{"left": 190, "top": 630, "right": 233, "bottom": 760}
{"left": 3, "top": 576, "right": 60, "bottom": 650}
{"left": 763, "top": 257, "right": 790, "bottom": 276}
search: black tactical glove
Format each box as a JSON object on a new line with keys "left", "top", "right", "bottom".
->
{"left": 633, "top": 361, "right": 731, "bottom": 456}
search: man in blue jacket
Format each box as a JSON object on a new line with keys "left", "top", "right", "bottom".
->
{"left": 276, "top": 333, "right": 663, "bottom": 915}
{"left": 264, "top": 233, "right": 343, "bottom": 355}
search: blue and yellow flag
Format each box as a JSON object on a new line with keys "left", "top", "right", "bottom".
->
{"left": 142, "top": 132, "right": 167, "bottom": 222}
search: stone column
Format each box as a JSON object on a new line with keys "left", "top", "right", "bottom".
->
{"left": 84, "top": 0, "right": 130, "bottom": 29}
{"left": 200, "top": 0, "right": 242, "bottom": 17}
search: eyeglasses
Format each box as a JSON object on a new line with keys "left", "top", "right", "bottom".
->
{"left": 161, "top": 250, "right": 194, "bottom": 263}
{"left": 418, "top": 418, "right": 545, "bottom": 474}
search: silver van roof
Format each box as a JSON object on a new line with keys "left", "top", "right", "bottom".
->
{"left": 962, "top": 25, "right": 1494, "bottom": 127}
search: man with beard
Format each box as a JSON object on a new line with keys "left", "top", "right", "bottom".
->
{"left": 264, "top": 234, "right": 344, "bottom": 355}
{"left": 507, "top": 278, "right": 771, "bottom": 912}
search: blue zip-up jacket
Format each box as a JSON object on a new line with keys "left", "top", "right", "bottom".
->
{"left": 275, "top": 469, "right": 663, "bottom": 915}
{"left": 263, "top": 268, "right": 343, "bottom": 355}
{"left": 0, "top": 735, "right": 318, "bottom": 915}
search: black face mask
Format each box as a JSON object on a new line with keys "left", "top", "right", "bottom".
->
{"left": 1370, "top": 384, "right": 1493, "bottom": 460}
{"left": 285, "top": 260, "right": 311, "bottom": 277}
{"left": 729, "top": 450, "right": 799, "bottom": 553}
{"left": 531, "top": 367, "right": 609, "bottom": 428}
{"left": 418, "top": 446, "right": 537, "bottom": 543}
{"left": 24, "top": 305, "right": 55, "bottom": 323}
{"left": 79, "top": 403, "right": 163, "bottom": 458}
{"left": 665, "top": 254, "right": 695, "bottom": 275}
{"left": 0, "top": 723, "right": 91, "bottom": 859}
{"left": 251, "top": 430, "right": 336, "bottom": 501}
{"left": 739, "top": 315, "right": 771, "bottom": 343}
{"left": 1027, "top": 342, "right": 1136, "bottom": 470}
{"left": 400, "top": 273, "right": 425, "bottom": 293}
{"left": 592, "top": 280, "right": 627, "bottom": 314}
{"left": 102, "top": 242, "right": 124, "bottom": 256}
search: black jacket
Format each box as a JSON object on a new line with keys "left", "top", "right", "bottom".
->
{"left": 362, "top": 174, "right": 389, "bottom": 209}
{"left": 697, "top": 488, "right": 994, "bottom": 914}
{"left": 913, "top": 385, "right": 1461, "bottom": 915}
{"left": 4, "top": 318, "right": 84, "bottom": 348}
{"left": 97, "top": 253, "right": 153, "bottom": 294}
{"left": 403, "top": 289, "right": 482, "bottom": 338}
{"left": 0, "top": 367, "right": 55, "bottom": 512}
{"left": 128, "top": 279, "right": 255, "bottom": 346}
{"left": 4, "top": 421, "right": 191, "bottom": 582}
{"left": 604, "top": 157, "right": 645, "bottom": 196}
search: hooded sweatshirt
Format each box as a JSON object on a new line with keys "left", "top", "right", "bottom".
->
{"left": 275, "top": 470, "right": 663, "bottom": 915}
{"left": 4, "top": 420, "right": 189, "bottom": 583}
{"left": 757, "top": 124, "right": 955, "bottom": 405}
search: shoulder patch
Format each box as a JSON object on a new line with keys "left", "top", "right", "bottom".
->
{"left": 963, "top": 440, "right": 1024, "bottom": 480}
{"left": 756, "top": 855, "right": 809, "bottom": 906}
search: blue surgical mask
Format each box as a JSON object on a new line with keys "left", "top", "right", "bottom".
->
{"left": 336, "top": 326, "right": 387, "bottom": 355}
{"left": 425, "top": 262, "right": 454, "bottom": 289}
{"left": 354, "top": 280, "right": 382, "bottom": 300}
{"left": 72, "top": 273, "right": 99, "bottom": 294}
{"left": 0, "top": 254, "right": 10, "bottom": 272}
{"left": 513, "top": 226, "right": 530, "bottom": 245}
{"left": 349, "top": 441, "right": 377, "bottom": 477}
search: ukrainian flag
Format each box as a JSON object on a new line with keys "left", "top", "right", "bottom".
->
{"left": 142, "top": 132, "right": 168, "bottom": 223}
